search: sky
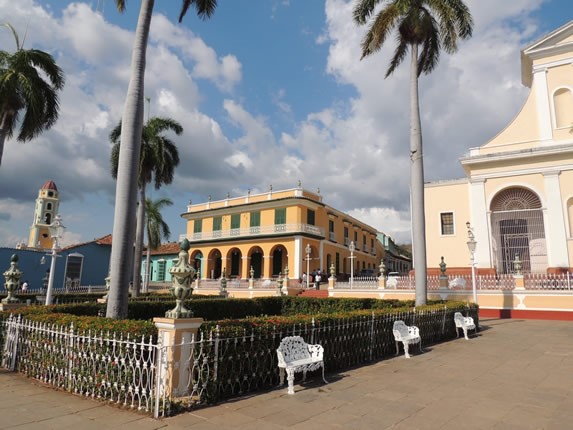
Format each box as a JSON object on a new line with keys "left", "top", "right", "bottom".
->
{"left": 0, "top": 0, "right": 571, "bottom": 248}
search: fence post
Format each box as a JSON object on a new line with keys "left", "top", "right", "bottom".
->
{"left": 67, "top": 323, "right": 75, "bottom": 391}
{"left": 369, "top": 312, "right": 375, "bottom": 361}
{"left": 153, "top": 317, "right": 204, "bottom": 399}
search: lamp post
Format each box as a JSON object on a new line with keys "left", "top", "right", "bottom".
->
{"left": 349, "top": 241, "right": 356, "bottom": 289}
{"left": 45, "top": 214, "right": 65, "bottom": 306}
{"left": 466, "top": 221, "right": 477, "bottom": 303}
{"left": 305, "top": 244, "right": 311, "bottom": 289}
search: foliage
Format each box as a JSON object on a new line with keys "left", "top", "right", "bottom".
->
{"left": 0, "top": 22, "right": 65, "bottom": 165}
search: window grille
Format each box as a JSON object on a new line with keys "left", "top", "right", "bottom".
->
{"left": 157, "top": 260, "right": 166, "bottom": 281}
{"left": 440, "top": 212, "right": 454, "bottom": 235}
{"left": 490, "top": 187, "right": 546, "bottom": 274}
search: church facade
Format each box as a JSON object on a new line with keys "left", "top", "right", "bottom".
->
{"left": 425, "top": 20, "right": 573, "bottom": 275}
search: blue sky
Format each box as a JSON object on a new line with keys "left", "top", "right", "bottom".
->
{"left": 0, "top": 0, "right": 571, "bottom": 249}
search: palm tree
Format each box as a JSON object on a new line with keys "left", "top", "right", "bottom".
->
{"left": 110, "top": 116, "right": 182, "bottom": 297}
{"left": 0, "top": 23, "right": 65, "bottom": 166}
{"left": 107, "top": 0, "right": 217, "bottom": 319}
{"left": 353, "top": 0, "right": 473, "bottom": 305}
{"left": 143, "top": 197, "right": 173, "bottom": 293}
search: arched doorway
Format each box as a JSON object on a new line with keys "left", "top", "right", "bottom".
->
{"left": 227, "top": 248, "right": 242, "bottom": 278}
{"left": 191, "top": 251, "right": 203, "bottom": 278}
{"left": 490, "top": 187, "right": 547, "bottom": 274}
{"left": 272, "top": 247, "right": 285, "bottom": 276}
{"left": 207, "top": 249, "right": 222, "bottom": 279}
{"left": 249, "top": 247, "right": 263, "bottom": 279}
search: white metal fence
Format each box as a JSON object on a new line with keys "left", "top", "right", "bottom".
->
{"left": 1, "top": 314, "right": 158, "bottom": 413}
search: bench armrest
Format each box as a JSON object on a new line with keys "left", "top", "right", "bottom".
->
{"left": 408, "top": 325, "right": 420, "bottom": 337}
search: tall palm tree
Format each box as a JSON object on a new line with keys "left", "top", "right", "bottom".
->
{"left": 108, "top": 0, "right": 217, "bottom": 319}
{"left": 353, "top": 0, "right": 473, "bottom": 305}
{"left": 143, "top": 197, "right": 173, "bottom": 293}
{"left": 0, "top": 23, "right": 65, "bottom": 166}
{"left": 110, "top": 116, "right": 182, "bottom": 297}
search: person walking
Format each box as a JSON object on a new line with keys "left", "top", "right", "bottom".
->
{"left": 315, "top": 272, "right": 322, "bottom": 290}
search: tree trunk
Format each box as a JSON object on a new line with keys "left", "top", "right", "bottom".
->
{"left": 409, "top": 44, "right": 428, "bottom": 306}
{"left": 0, "top": 112, "right": 10, "bottom": 167}
{"left": 106, "top": 0, "right": 154, "bottom": 319}
{"left": 131, "top": 186, "right": 146, "bottom": 297}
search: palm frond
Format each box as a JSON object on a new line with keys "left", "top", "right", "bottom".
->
{"left": 386, "top": 37, "right": 409, "bottom": 77}
{"left": 179, "top": 0, "right": 218, "bottom": 23}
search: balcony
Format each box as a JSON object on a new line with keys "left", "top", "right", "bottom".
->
{"left": 329, "top": 232, "right": 336, "bottom": 242}
{"left": 180, "top": 223, "right": 325, "bottom": 242}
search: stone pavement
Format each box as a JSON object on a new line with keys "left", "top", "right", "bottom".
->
{"left": 1, "top": 318, "right": 572, "bottom": 429}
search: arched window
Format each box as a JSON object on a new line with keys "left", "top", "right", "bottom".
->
{"left": 553, "top": 88, "right": 573, "bottom": 128}
{"left": 490, "top": 187, "right": 546, "bottom": 273}
{"left": 46, "top": 203, "right": 52, "bottom": 210}
{"left": 567, "top": 197, "right": 573, "bottom": 238}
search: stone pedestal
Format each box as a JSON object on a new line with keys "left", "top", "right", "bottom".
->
{"left": 514, "top": 275, "right": 525, "bottom": 290}
{"left": 439, "top": 276, "right": 449, "bottom": 289}
{"left": 153, "top": 317, "right": 204, "bottom": 398}
{"left": 0, "top": 302, "right": 26, "bottom": 312}
{"left": 378, "top": 276, "right": 386, "bottom": 290}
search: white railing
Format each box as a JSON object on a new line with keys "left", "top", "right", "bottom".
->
{"left": 1, "top": 314, "right": 158, "bottom": 413}
{"left": 335, "top": 276, "right": 379, "bottom": 289}
{"left": 180, "top": 223, "right": 324, "bottom": 242}
{"left": 525, "top": 273, "right": 572, "bottom": 290}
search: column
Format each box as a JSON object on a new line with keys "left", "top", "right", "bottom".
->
{"left": 469, "top": 178, "right": 491, "bottom": 268}
{"left": 263, "top": 255, "right": 272, "bottom": 279}
{"left": 241, "top": 256, "right": 250, "bottom": 280}
{"left": 543, "top": 171, "right": 569, "bottom": 268}
{"left": 533, "top": 67, "right": 552, "bottom": 141}
{"left": 294, "top": 236, "right": 302, "bottom": 278}
{"left": 153, "top": 317, "right": 204, "bottom": 398}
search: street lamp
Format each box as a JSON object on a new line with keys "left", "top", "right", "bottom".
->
{"left": 45, "top": 214, "right": 65, "bottom": 305}
{"left": 349, "top": 241, "right": 356, "bottom": 288}
{"left": 305, "top": 244, "right": 311, "bottom": 289}
{"left": 466, "top": 221, "right": 477, "bottom": 303}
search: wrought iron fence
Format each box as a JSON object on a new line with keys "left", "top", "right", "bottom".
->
{"left": 156, "top": 304, "right": 475, "bottom": 417}
{"left": 1, "top": 314, "right": 158, "bottom": 413}
{"left": 335, "top": 276, "right": 379, "bottom": 289}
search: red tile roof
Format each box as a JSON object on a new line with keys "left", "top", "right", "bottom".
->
{"left": 149, "top": 242, "right": 180, "bottom": 255}
{"left": 41, "top": 180, "right": 58, "bottom": 191}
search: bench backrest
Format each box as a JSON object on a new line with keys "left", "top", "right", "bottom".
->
{"left": 454, "top": 312, "right": 464, "bottom": 326}
{"left": 277, "top": 336, "right": 311, "bottom": 365}
{"left": 392, "top": 320, "right": 409, "bottom": 339}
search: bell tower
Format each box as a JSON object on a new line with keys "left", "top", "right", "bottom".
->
{"left": 28, "top": 180, "right": 60, "bottom": 250}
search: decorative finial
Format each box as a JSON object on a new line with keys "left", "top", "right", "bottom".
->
{"left": 226, "top": 191, "right": 230, "bottom": 199}
{"left": 208, "top": 195, "right": 212, "bottom": 201}
{"left": 297, "top": 179, "right": 302, "bottom": 188}
{"left": 269, "top": 184, "right": 273, "bottom": 192}
{"left": 247, "top": 188, "right": 251, "bottom": 195}
{"left": 317, "top": 187, "right": 320, "bottom": 194}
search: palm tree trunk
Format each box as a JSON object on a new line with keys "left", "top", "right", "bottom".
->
{"left": 131, "top": 186, "right": 146, "bottom": 297}
{"left": 0, "top": 112, "right": 10, "bottom": 166}
{"left": 409, "top": 43, "right": 428, "bottom": 306}
{"left": 106, "top": 0, "right": 154, "bottom": 319}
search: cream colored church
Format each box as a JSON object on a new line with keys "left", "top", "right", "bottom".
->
{"left": 425, "top": 20, "right": 573, "bottom": 275}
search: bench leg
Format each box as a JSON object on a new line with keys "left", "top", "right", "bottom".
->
{"left": 321, "top": 363, "right": 328, "bottom": 384}
{"left": 418, "top": 340, "right": 423, "bottom": 353}
{"left": 286, "top": 369, "right": 295, "bottom": 395}
{"left": 462, "top": 327, "right": 469, "bottom": 340}
{"left": 403, "top": 342, "right": 410, "bottom": 358}
{"left": 302, "top": 369, "right": 307, "bottom": 382}
{"left": 279, "top": 368, "right": 285, "bottom": 387}
{"left": 455, "top": 327, "right": 460, "bottom": 338}
{"left": 395, "top": 341, "right": 400, "bottom": 356}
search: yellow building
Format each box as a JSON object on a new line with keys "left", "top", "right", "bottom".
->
{"left": 425, "top": 20, "right": 573, "bottom": 275}
{"left": 180, "top": 186, "right": 384, "bottom": 280}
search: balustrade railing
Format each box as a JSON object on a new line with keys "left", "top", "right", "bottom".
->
{"left": 180, "top": 223, "right": 324, "bottom": 242}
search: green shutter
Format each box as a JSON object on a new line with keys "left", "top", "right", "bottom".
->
{"left": 307, "top": 209, "right": 315, "bottom": 225}
{"left": 250, "top": 211, "right": 260, "bottom": 227}
{"left": 193, "top": 219, "right": 202, "bottom": 233}
{"left": 213, "top": 216, "right": 222, "bottom": 231}
{"left": 275, "top": 208, "right": 286, "bottom": 225}
{"left": 231, "top": 214, "right": 240, "bottom": 229}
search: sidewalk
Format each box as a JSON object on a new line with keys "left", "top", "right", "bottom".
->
{"left": 1, "top": 318, "right": 572, "bottom": 429}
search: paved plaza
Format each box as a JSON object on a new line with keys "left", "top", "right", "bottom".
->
{"left": 1, "top": 318, "right": 572, "bottom": 429}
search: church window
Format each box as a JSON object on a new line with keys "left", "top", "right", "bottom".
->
{"left": 553, "top": 88, "right": 573, "bottom": 128}
{"left": 46, "top": 203, "right": 52, "bottom": 210}
{"left": 440, "top": 212, "right": 454, "bottom": 235}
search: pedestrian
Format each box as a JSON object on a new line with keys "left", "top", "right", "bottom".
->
{"left": 21, "top": 280, "right": 28, "bottom": 292}
{"left": 315, "top": 272, "right": 321, "bottom": 290}
{"left": 302, "top": 272, "right": 307, "bottom": 288}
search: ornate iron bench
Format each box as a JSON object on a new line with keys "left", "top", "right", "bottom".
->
{"left": 392, "top": 320, "right": 422, "bottom": 358}
{"left": 276, "top": 336, "right": 328, "bottom": 394}
{"left": 454, "top": 312, "right": 477, "bottom": 340}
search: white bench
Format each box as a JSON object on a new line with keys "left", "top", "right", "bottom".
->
{"left": 276, "top": 336, "right": 328, "bottom": 394}
{"left": 454, "top": 312, "right": 476, "bottom": 340}
{"left": 392, "top": 320, "right": 422, "bottom": 358}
